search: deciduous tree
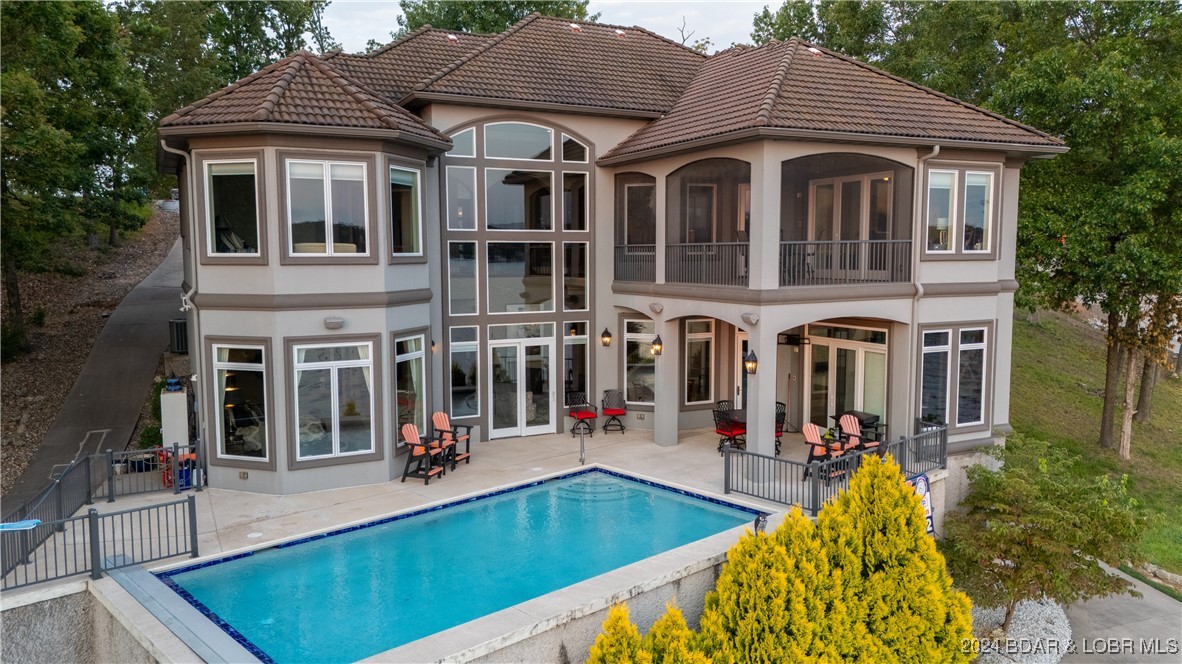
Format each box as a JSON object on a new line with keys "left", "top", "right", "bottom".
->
{"left": 395, "top": 0, "right": 597, "bottom": 36}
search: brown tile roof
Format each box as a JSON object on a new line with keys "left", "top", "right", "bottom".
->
{"left": 323, "top": 26, "right": 494, "bottom": 102}
{"left": 408, "top": 14, "right": 706, "bottom": 115}
{"left": 160, "top": 51, "right": 450, "bottom": 146}
{"left": 601, "top": 39, "right": 1065, "bottom": 161}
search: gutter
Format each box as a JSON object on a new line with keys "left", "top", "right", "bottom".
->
{"left": 158, "top": 122, "right": 452, "bottom": 153}
{"left": 907, "top": 145, "right": 939, "bottom": 435}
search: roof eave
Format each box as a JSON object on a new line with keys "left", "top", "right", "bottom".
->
{"left": 597, "top": 127, "right": 1067, "bottom": 166}
{"left": 401, "top": 91, "right": 664, "bottom": 120}
{"left": 159, "top": 122, "right": 452, "bottom": 152}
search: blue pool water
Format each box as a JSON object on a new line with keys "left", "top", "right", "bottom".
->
{"left": 159, "top": 469, "right": 759, "bottom": 663}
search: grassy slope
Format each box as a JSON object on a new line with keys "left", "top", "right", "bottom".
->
{"left": 1010, "top": 310, "right": 1182, "bottom": 574}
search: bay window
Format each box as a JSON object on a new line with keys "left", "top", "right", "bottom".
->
{"left": 214, "top": 344, "right": 267, "bottom": 459}
{"left": 389, "top": 166, "right": 421, "bottom": 256}
{"left": 294, "top": 342, "right": 374, "bottom": 459}
{"left": 206, "top": 161, "right": 259, "bottom": 255}
{"left": 287, "top": 160, "right": 368, "bottom": 255}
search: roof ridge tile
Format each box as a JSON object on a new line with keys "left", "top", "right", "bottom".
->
{"left": 368, "top": 24, "right": 436, "bottom": 58}
{"left": 412, "top": 13, "right": 542, "bottom": 92}
{"left": 253, "top": 52, "right": 306, "bottom": 122}
{"left": 160, "top": 55, "right": 294, "bottom": 126}
{"left": 307, "top": 53, "right": 443, "bottom": 136}
{"left": 755, "top": 40, "right": 797, "bottom": 127}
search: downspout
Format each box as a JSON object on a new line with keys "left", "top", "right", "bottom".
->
{"left": 159, "top": 139, "right": 206, "bottom": 473}
{"left": 907, "top": 145, "right": 939, "bottom": 436}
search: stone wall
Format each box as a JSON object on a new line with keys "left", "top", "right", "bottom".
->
{"left": 1, "top": 582, "right": 156, "bottom": 664}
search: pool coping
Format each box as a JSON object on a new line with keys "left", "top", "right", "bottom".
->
{"left": 150, "top": 464, "right": 773, "bottom": 662}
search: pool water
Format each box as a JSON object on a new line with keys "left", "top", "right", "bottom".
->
{"left": 159, "top": 469, "right": 759, "bottom": 663}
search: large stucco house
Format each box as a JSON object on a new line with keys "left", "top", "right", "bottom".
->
{"left": 157, "top": 15, "right": 1065, "bottom": 495}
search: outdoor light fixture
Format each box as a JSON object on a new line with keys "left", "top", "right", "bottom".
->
{"left": 744, "top": 350, "right": 759, "bottom": 375}
{"left": 601, "top": 328, "right": 613, "bottom": 347}
{"left": 651, "top": 335, "right": 663, "bottom": 356}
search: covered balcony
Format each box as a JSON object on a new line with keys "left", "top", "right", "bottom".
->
{"left": 613, "top": 153, "right": 914, "bottom": 289}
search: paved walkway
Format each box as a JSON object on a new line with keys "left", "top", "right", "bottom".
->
{"left": 5, "top": 240, "right": 183, "bottom": 507}
{"left": 1064, "top": 567, "right": 1182, "bottom": 663}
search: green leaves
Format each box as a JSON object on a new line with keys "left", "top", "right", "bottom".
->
{"left": 396, "top": 0, "right": 598, "bottom": 36}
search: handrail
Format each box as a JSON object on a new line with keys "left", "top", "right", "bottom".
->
{"left": 666, "top": 243, "right": 748, "bottom": 287}
{"left": 779, "top": 240, "right": 911, "bottom": 287}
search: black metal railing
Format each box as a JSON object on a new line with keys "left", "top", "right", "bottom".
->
{"left": 613, "top": 245, "right": 656, "bottom": 282}
{"left": 779, "top": 240, "right": 911, "bottom": 287}
{"left": 723, "top": 425, "right": 947, "bottom": 514}
{"left": 666, "top": 243, "right": 748, "bottom": 287}
{"left": 1, "top": 496, "right": 199, "bottom": 591}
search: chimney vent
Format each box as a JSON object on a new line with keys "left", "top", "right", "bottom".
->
{"left": 615, "top": 29, "right": 626, "bottom": 38}
{"left": 569, "top": 23, "right": 581, "bottom": 32}
{"left": 447, "top": 34, "right": 459, "bottom": 44}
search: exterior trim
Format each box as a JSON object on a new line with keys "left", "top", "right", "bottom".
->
{"left": 193, "top": 150, "right": 268, "bottom": 266}
{"left": 203, "top": 336, "right": 278, "bottom": 471}
{"left": 276, "top": 150, "right": 380, "bottom": 266}
{"left": 612, "top": 281, "right": 917, "bottom": 304}
{"left": 948, "top": 434, "right": 1003, "bottom": 456}
{"left": 193, "top": 288, "right": 433, "bottom": 311}
{"left": 161, "top": 122, "right": 451, "bottom": 152}
{"left": 283, "top": 333, "right": 384, "bottom": 470}
{"left": 403, "top": 91, "right": 664, "bottom": 120}
{"left": 920, "top": 280, "right": 1019, "bottom": 297}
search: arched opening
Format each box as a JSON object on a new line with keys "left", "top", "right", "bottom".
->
{"left": 666, "top": 158, "right": 752, "bottom": 287}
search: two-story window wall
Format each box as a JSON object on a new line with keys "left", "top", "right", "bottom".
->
{"left": 441, "top": 120, "right": 593, "bottom": 436}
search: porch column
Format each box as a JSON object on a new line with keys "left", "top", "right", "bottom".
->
{"left": 744, "top": 325, "right": 779, "bottom": 457}
{"left": 653, "top": 318, "right": 680, "bottom": 447}
{"left": 747, "top": 146, "right": 781, "bottom": 290}
{"left": 655, "top": 175, "right": 667, "bottom": 284}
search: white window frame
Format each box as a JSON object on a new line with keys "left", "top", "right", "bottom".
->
{"left": 920, "top": 330, "right": 952, "bottom": 426}
{"left": 212, "top": 343, "right": 268, "bottom": 461}
{"left": 449, "top": 326, "right": 480, "bottom": 418}
{"left": 448, "top": 127, "right": 476, "bottom": 158}
{"left": 293, "top": 341, "right": 375, "bottom": 460}
{"left": 956, "top": 327, "right": 988, "bottom": 426}
{"left": 562, "top": 171, "right": 589, "bottom": 232}
{"left": 204, "top": 159, "right": 261, "bottom": 257}
{"left": 484, "top": 168, "right": 554, "bottom": 232}
{"left": 924, "top": 169, "right": 959, "bottom": 254}
{"left": 285, "top": 159, "right": 370, "bottom": 257}
{"left": 962, "top": 171, "right": 994, "bottom": 254}
{"left": 446, "top": 165, "right": 478, "bottom": 231}
{"left": 485, "top": 241, "right": 556, "bottom": 315}
{"left": 447, "top": 240, "right": 479, "bottom": 316}
{"left": 563, "top": 321, "right": 589, "bottom": 407}
{"left": 389, "top": 164, "right": 423, "bottom": 257}
{"left": 624, "top": 319, "right": 656, "bottom": 406}
{"left": 483, "top": 121, "right": 554, "bottom": 162}
{"left": 684, "top": 319, "right": 714, "bottom": 406}
{"left": 393, "top": 334, "right": 427, "bottom": 442}
{"left": 561, "top": 133, "right": 589, "bottom": 163}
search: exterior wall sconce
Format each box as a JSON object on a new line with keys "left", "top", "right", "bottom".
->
{"left": 323, "top": 317, "right": 345, "bottom": 330}
{"left": 601, "top": 328, "right": 613, "bottom": 347}
{"left": 651, "top": 335, "right": 663, "bottom": 356}
{"left": 744, "top": 350, "right": 759, "bottom": 374}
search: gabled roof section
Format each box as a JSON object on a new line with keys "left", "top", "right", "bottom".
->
{"left": 601, "top": 38, "right": 1066, "bottom": 163}
{"left": 324, "top": 26, "right": 494, "bottom": 102}
{"left": 405, "top": 14, "right": 706, "bottom": 116}
{"left": 159, "top": 51, "right": 450, "bottom": 146}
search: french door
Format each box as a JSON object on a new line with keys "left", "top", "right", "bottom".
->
{"left": 489, "top": 339, "right": 555, "bottom": 438}
{"left": 805, "top": 335, "right": 887, "bottom": 428}
{"left": 809, "top": 172, "right": 893, "bottom": 281}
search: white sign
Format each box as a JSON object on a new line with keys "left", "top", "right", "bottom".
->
{"left": 909, "top": 474, "right": 935, "bottom": 534}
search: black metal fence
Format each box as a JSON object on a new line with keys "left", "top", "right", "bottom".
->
{"left": 1, "top": 496, "right": 199, "bottom": 591}
{"left": 723, "top": 425, "right": 948, "bottom": 514}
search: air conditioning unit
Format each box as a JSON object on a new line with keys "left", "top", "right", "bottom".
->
{"left": 169, "top": 318, "right": 189, "bottom": 355}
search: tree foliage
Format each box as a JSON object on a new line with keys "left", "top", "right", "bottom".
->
{"left": 942, "top": 435, "right": 1149, "bottom": 633}
{"left": 590, "top": 456, "right": 973, "bottom": 662}
{"left": 395, "top": 0, "right": 598, "bottom": 36}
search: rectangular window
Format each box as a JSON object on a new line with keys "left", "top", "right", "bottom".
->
{"left": 447, "top": 166, "right": 476, "bottom": 230}
{"left": 563, "top": 242, "right": 587, "bottom": 311}
{"left": 563, "top": 322, "right": 588, "bottom": 406}
{"left": 963, "top": 172, "right": 992, "bottom": 252}
{"left": 484, "top": 122, "right": 552, "bottom": 160}
{"left": 287, "top": 160, "right": 368, "bottom": 255}
{"left": 389, "top": 166, "right": 421, "bottom": 256}
{"left": 563, "top": 173, "right": 587, "bottom": 230}
{"left": 293, "top": 342, "right": 374, "bottom": 459}
{"left": 625, "top": 319, "right": 656, "bottom": 404}
{"left": 448, "top": 241, "right": 477, "bottom": 315}
{"left": 625, "top": 184, "right": 656, "bottom": 245}
{"left": 207, "top": 161, "right": 259, "bottom": 255}
{"left": 487, "top": 242, "right": 553, "bottom": 313}
{"left": 957, "top": 328, "right": 987, "bottom": 425}
{"left": 486, "top": 169, "right": 552, "bottom": 230}
{"left": 214, "top": 345, "right": 267, "bottom": 459}
{"left": 394, "top": 334, "right": 426, "bottom": 441}
{"left": 449, "top": 327, "right": 479, "bottom": 418}
{"left": 685, "top": 319, "right": 713, "bottom": 405}
{"left": 920, "top": 331, "right": 951, "bottom": 425}
{"left": 926, "top": 170, "right": 956, "bottom": 252}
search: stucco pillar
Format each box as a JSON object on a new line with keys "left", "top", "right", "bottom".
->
{"left": 744, "top": 324, "right": 779, "bottom": 457}
{"left": 655, "top": 175, "right": 667, "bottom": 284}
{"left": 652, "top": 318, "right": 680, "bottom": 446}
{"left": 747, "top": 146, "right": 781, "bottom": 290}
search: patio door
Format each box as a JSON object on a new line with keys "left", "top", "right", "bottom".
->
{"left": 809, "top": 173, "right": 893, "bottom": 282}
{"left": 805, "top": 327, "right": 888, "bottom": 428}
{"left": 489, "top": 339, "right": 555, "bottom": 439}
{"left": 734, "top": 331, "right": 749, "bottom": 409}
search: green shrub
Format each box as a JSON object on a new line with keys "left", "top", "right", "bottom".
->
{"left": 150, "top": 377, "right": 164, "bottom": 421}
{"left": 30, "top": 306, "right": 46, "bottom": 327}
{"left": 588, "top": 604, "right": 649, "bottom": 664}
{"left": 1, "top": 322, "right": 29, "bottom": 362}
{"left": 138, "top": 424, "right": 162, "bottom": 449}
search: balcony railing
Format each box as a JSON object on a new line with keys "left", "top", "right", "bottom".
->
{"left": 666, "top": 243, "right": 748, "bottom": 287}
{"left": 614, "top": 245, "right": 655, "bottom": 283}
{"left": 780, "top": 240, "right": 911, "bottom": 287}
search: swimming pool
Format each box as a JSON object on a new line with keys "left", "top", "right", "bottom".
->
{"left": 158, "top": 468, "right": 761, "bottom": 663}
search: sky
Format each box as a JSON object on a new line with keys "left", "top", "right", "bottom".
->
{"left": 321, "top": 1, "right": 773, "bottom": 54}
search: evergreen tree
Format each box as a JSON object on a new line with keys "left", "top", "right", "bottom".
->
{"left": 641, "top": 603, "right": 708, "bottom": 664}
{"left": 588, "top": 604, "right": 651, "bottom": 664}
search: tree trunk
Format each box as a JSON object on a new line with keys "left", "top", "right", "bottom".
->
{"left": 1134, "top": 360, "right": 1158, "bottom": 423}
{"left": 86, "top": 231, "right": 100, "bottom": 251}
{"left": 1119, "top": 350, "right": 1139, "bottom": 461}
{"left": 1099, "top": 311, "right": 1122, "bottom": 448}
{"left": 3, "top": 253, "right": 26, "bottom": 349}
{"left": 107, "top": 223, "right": 121, "bottom": 248}
{"left": 1002, "top": 598, "right": 1019, "bottom": 634}
{"left": 1174, "top": 345, "right": 1181, "bottom": 377}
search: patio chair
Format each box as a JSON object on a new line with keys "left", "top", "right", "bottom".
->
{"left": 774, "top": 401, "right": 786, "bottom": 456}
{"left": 400, "top": 423, "right": 445, "bottom": 484}
{"left": 839, "top": 413, "right": 881, "bottom": 453}
{"left": 802, "top": 423, "right": 847, "bottom": 483}
{"left": 713, "top": 409, "right": 746, "bottom": 455}
{"left": 567, "top": 392, "right": 598, "bottom": 437}
{"left": 431, "top": 412, "right": 473, "bottom": 470}
{"left": 715, "top": 399, "right": 734, "bottom": 412}
{"left": 601, "top": 389, "right": 627, "bottom": 433}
